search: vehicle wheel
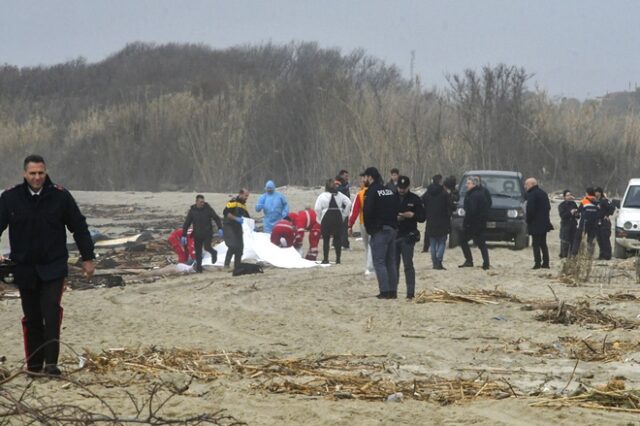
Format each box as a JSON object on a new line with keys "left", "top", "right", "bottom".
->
{"left": 514, "top": 232, "right": 529, "bottom": 250}
{"left": 614, "top": 241, "right": 628, "bottom": 259}
{"left": 449, "top": 229, "right": 461, "bottom": 248}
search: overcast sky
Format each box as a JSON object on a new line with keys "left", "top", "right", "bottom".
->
{"left": 1, "top": 0, "right": 638, "bottom": 99}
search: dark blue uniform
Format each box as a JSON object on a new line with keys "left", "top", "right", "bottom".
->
{"left": 0, "top": 176, "right": 94, "bottom": 372}
{"left": 573, "top": 196, "right": 599, "bottom": 256}
{"left": 395, "top": 191, "right": 426, "bottom": 298}
{"left": 558, "top": 200, "right": 579, "bottom": 258}
{"left": 364, "top": 181, "right": 400, "bottom": 297}
{"left": 596, "top": 197, "right": 615, "bottom": 260}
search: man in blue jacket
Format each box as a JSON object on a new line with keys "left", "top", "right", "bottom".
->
{"left": 255, "top": 180, "right": 289, "bottom": 233}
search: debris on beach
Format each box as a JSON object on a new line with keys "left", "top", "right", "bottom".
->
{"left": 532, "top": 300, "right": 639, "bottom": 330}
{"left": 415, "top": 287, "right": 522, "bottom": 305}
{"left": 531, "top": 378, "right": 640, "bottom": 413}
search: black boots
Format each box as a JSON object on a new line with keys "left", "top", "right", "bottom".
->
{"left": 376, "top": 292, "right": 398, "bottom": 299}
{"left": 458, "top": 261, "right": 473, "bottom": 268}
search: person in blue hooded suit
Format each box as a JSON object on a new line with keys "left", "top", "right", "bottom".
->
{"left": 256, "top": 180, "right": 289, "bottom": 233}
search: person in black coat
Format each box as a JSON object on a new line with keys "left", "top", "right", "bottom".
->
{"left": 525, "top": 178, "right": 553, "bottom": 269}
{"left": 558, "top": 190, "right": 579, "bottom": 258}
{"left": 595, "top": 187, "right": 615, "bottom": 260}
{"left": 422, "top": 175, "right": 452, "bottom": 269}
{"left": 363, "top": 167, "right": 400, "bottom": 299}
{"left": 182, "top": 194, "right": 223, "bottom": 272}
{"left": 395, "top": 176, "right": 426, "bottom": 299}
{"left": 459, "top": 176, "right": 490, "bottom": 269}
{"left": 0, "top": 155, "right": 95, "bottom": 376}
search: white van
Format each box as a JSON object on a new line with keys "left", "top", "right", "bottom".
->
{"left": 614, "top": 178, "right": 640, "bottom": 258}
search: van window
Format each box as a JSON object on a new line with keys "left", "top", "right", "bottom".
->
{"left": 624, "top": 185, "right": 640, "bottom": 208}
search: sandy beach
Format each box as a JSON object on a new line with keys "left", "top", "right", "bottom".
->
{"left": 1, "top": 187, "right": 640, "bottom": 425}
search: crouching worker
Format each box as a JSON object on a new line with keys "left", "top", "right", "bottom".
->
{"left": 291, "top": 208, "right": 321, "bottom": 260}
{"left": 223, "top": 189, "right": 251, "bottom": 271}
{"left": 168, "top": 228, "right": 196, "bottom": 263}
{"left": 182, "top": 194, "right": 222, "bottom": 273}
{"left": 270, "top": 215, "right": 297, "bottom": 248}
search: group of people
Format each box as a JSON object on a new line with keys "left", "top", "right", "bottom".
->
{"left": 0, "top": 153, "right": 620, "bottom": 376}
{"left": 558, "top": 186, "right": 615, "bottom": 260}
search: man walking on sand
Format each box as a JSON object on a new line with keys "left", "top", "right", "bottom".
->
{"left": 458, "top": 176, "right": 491, "bottom": 270}
{"left": 182, "top": 194, "right": 223, "bottom": 273}
{"left": 0, "top": 155, "right": 95, "bottom": 376}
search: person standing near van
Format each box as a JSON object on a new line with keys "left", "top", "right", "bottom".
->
{"left": 595, "top": 186, "right": 614, "bottom": 260}
{"left": 524, "top": 178, "right": 552, "bottom": 269}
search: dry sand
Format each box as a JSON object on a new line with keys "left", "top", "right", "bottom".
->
{"left": 1, "top": 187, "right": 640, "bottom": 425}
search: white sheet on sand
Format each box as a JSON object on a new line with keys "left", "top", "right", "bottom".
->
{"left": 197, "top": 218, "right": 322, "bottom": 269}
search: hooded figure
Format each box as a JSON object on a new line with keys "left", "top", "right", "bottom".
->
{"left": 256, "top": 180, "right": 289, "bottom": 233}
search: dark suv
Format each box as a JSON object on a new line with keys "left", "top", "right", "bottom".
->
{"left": 450, "top": 170, "right": 529, "bottom": 250}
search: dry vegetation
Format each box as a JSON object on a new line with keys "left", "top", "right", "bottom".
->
{"left": 1, "top": 42, "right": 640, "bottom": 192}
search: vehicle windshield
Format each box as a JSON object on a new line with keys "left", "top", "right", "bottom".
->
{"left": 623, "top": 185, "right": 640, "bottom": 208}
{"left": 459, "top": 175, "right": 523, "bottom": 199}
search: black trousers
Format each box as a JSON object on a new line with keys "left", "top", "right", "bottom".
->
{"left": 223, "top": 224, "right": 244, "bottom": 268}
{"left": 194, "top": 236, "right": 217, "bottom": 269}
{"left": 460, "top": 229, "right": 489, "bottom": 267}
{"left": 19, "top": 277, "right": 65, "bottom": 371}
{"left": 395, "top": 236, "right": 416, "bottom": 297}
{"left": 597, "top": 221, "right": 612, "bottom": 260}
{"left": 559, "top": 224, "right": 577, "bottom": 258}
{"left": 341, "top": 218, "right": 350, "bottom": 249}
{"left": 321, "top": 212, "right": 343, "bottom": 263}
{"left": 572, "top": 227, "right": 597, "bottom": 257}
{"left": 531, "top": 234, "right": 550, "bottom": 266}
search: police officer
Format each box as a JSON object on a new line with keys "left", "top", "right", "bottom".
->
{"left": 0, "top": 155, "right": 95, "bottom": 376}
{"left": 558, "top": 190, "right": 579, "bottom": 258}
{"left": 395, "top": 176, "right": 426, "bottom": 299}
{"left": 182, "top": 194, "right": 223, "bottom": 273}
{"left": 223, "top": 189, "right": 250, "bottom": 271}
{"left": 595, "top": 187, "right": 614, "bottom": 260}
{"left": 573, "top": 187, "right": 599, "bottom": 257}
{"left": 362, "top": 167, "right": 400, "bottom": 299}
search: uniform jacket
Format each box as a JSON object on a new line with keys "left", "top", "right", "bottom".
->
{"left": 256, "top": 190, "right": 289, "bottom": 233}
{"left": 0, "top": 176, "right": 94, "bottom": 286}
{"left": 293, "top": 209, "right": 320, "bottom": 248}
{"left": 422, "top": 183, "right": 452, "bottom": 238}
{"left": 314, "top": 191, "right": 352, "bottom": 224}
{"left": 397, "top": 190, "right": 426, "bottom": 237}
{"left": 363, "top": 181, "right": 399, "bottom": 235}
{"left": 182, "top": 202, "right": 222, "bottom": 239}
{"left": 578, "top": 196, "right": 599, "bottom": 232}
{"left": 463, "top": 185, "right": 490, "bottom": 234}
{"left": 525, "top": 185, "right": 552, "bottom": 235}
